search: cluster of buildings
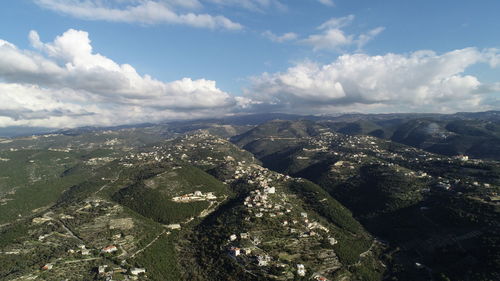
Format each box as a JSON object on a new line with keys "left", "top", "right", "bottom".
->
{"left": 294, "top": 130, "right": 497, "bottom": 200}
{"left": 172, "top": 191, "right": 217, "bottom": 202}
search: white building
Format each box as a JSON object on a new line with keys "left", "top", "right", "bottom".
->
{"left": 98, "top": 265, "right": 108, "bottom": 274}
{"left": 264, "top": 187, "right": 276, "bottom": 194}
{"left": 131, "top": 268, "right": 146, "bottom": 275}
{"left": 297, "top": 264, "right": 306, "bottom": 276}
{"left": 257, "top": 255, "right": 270, "bottom": 266}
{"left": 229, "top": 247, "right": 241, "bottom": 256}
{"left": 167, "top": 224, "right": 181, "bottom": 230}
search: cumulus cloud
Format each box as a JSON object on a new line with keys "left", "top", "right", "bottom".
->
{"left": 302, "top": 15, "right": 384, "bottom": 52}
{"left": 0, "top": 29, "right": 237, "bottom": 128}
{"left": 33, "top": 0, "right": 242, "bottom": 30}
{"left": 246, "top": 48, "right": 500, "bottom": 113}
{"left": 262, "top": 30, "right": 298, "bottom": 43}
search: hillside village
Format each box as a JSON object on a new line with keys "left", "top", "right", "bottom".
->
{"left": 249, "top": 128, "right": 499, "bottom": 203}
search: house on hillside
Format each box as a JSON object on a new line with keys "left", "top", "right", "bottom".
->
{"left": 297, "top": 264, "right": 306, "bottom": 276}
{"left": 229, "top": 247, "right": 241, "bottom": 256}
{"left": 98, "top": 265, "right": 108, "bottom": 274}
{"left": 41, "top": 264, "right": 53, "bottom": 270}
{"left": 101, "top": 245, "right": 118, "bottom": 253}
{"left": 131, "top": 268, "right": 146, "bottom": 275}
{"left": 257, "top": 255, "right": 271, "bottom": 266}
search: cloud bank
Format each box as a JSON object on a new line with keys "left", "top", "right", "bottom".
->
{"left": 247, "top": 48, "right": 500, "bottom": 113}
{"left": 0, "top": 29, "right": 237, "bottom": 128}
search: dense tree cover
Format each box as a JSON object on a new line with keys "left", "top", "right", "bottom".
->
{"left": 0, "top": 223, "right": 28, "bottom": 249}
{"left": 0, "top": 150, "right": 94, "bottom": 224}
{"left": 113, "top": 164, "right": 229, "bottom": 224}
{"left": 330, "top": 164, "right": 424, "bottom": 217}
{"left": 133, "top": 232, "right": 181, "bottom": 281}
{"left": 113, "top": 183, "right": 209, "bottom": 224}
{"left": 288, "top": 180, "right": 365, "bottom": 235}
{"left": 287, "top": 179, "right": 376, "bottom": 273}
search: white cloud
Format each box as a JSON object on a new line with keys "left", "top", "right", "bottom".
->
{"left": 302, "top": 15, "right": 384, "bottom": 52}
{"left": 204, "top": 0, "right": 286, "bottom": 12}
{"left": 302, "top": 28, "right": 354, "bottom": 51}
{"left": 262, "top": 30, "right": 298, "bottom": 43}
{"left": 33, "top": 0, "right": 242, "bottom": 30}
{"left": 317, "top": 0, "right": 334, "bottom": 7}
{"left": 318, "top": 15, "right": 354, "bottom": 30}
{"left": 246, "top": 48, "right": 500, "bottom": 113}
{"left": 0, "top": 29, "right": 237, "bottom": 128}
{"left": 356, "top": 27, "right": 385, "bottom": 50}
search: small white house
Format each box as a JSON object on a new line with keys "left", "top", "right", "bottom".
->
{"left": 131, "top": 268, "right": 146, "bottom": 275}
{"left": 166, "top": 224, "right": 181, "bottom": 230}
{"left": 229, "top": 247, "right": 241, "bottom": 256}
{"left": 297, "top": 264, "right": 306, "bottom": 276}
{"left": 98, "top": 265, "right": 108, "bottom": 274}
{"left": 257, "top": 255, "right": 270, "bottom": 266}
{"left": 41, "top": 264, "right": 53, "bottom": 270}
{"left": 264, "top": 187, "right": 276, "bottom": 194}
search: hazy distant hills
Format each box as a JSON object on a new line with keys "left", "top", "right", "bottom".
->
{"left": 2, "top": 111, "right": 499, "bottom": 161}
{"left": 0, "top": 113, "right": 316, "bottom": 138}
{"left": 322, "top": 111, "right": 500, "bottom": 160}
{"left": 231, "top": 120, "right": 323, "bottom": 147}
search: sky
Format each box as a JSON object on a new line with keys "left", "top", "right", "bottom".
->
{"left": 0, "top": 0, "right": 499, "bottom": 128}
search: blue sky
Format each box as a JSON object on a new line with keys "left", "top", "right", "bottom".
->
{"left": 0, "top": 0, "right": 499, "bottom": 128}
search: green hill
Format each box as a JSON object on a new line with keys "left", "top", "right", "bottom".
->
{"left": 113, "top": 164, "right": 230, "bottom": 224}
